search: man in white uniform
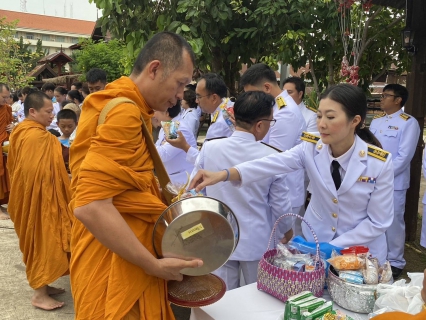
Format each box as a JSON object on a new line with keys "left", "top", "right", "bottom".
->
{"left": 166, "top": 73, "right": 234, "bottom": 163}
{"left": 370, "top": 84, "right": 420, "bottom": 279}
{"left": 282, "top": 76, "right": 317, "bottom": 235}
{"left": 283, "top": 77, "right": 317, "bottom": 132}
{"left": 240, "top": 64, "right": 306, "bottom": 218}
{"left": 154, "top": 102, "right": 196, "bottom": 185}
{"left": 193, "top": 90, "right": 293, "bottom": 290}
{"left": 42, "top": 83, "right": 61, "bottom": 133}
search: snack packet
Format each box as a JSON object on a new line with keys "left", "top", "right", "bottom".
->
{"left": 362, "top": 257, "right": 379, "bottom": 284}
{"left": 327, "top": 255, "right": 363, "bottom": 270}
{"left": 378, "top": 261, "right": 392, "bottom": 284}
{"left": 285, "top": 296, "right": 318, "bottom": 320}
{"left": 284, "top": 291, "right": 313, "bottom": 319}
{"left": 161, "top": 120, "right": 180, "bottom": 139}
{"left": 339, "top": 271, "right": 364, "bottom": 284}
{"left": 301, "top": 301, "right": 333, "bottom": 320}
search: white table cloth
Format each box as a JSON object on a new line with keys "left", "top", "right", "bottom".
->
{"left": 190, "top": 283, "right": 369, "bottom": 320}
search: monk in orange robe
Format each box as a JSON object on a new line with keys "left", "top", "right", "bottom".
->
{"left": 0, "top": 83, "right": 14, "bottom": 220}
{"left": 69, "top": 32, "right": 203, "bottom": 320}
{"left": 7, "top": 91, "right": 73, "bottom": 310}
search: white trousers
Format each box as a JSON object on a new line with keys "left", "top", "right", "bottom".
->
{"left": 213, "top": 260, "right": 260, "bottom": 291}
{"left": 386, "top": 189, "right": 407, "bottom": 269}
{"left": 421, "top": 204, "right": 426, "bottom": 248}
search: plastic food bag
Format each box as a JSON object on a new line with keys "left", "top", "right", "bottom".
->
{"left": 362, "top": 258, "right": 379, "bottom": 284}
{"left": 374, "top": 272, "right": 424, "bottom": 315}
{"left": 378, "top": 261, "right": 393, "bottom": 284}
{"left": 165, "top": 176, "right": 203, "bottom": 203}
{"left": 161, "top": 120, "right": 180, "bottom": 139}
{"left": 327, "top": 255, "right": 363, "bottom": 270}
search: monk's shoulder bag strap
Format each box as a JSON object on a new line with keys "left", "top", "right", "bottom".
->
{"left": 97, "top": 97, "right": 173, "bottom": 205}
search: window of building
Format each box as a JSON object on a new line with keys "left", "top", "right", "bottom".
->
{"left": 56, "top": 36, "right": 65, "bottom": 42}
{"left": 71, "top": 37, "right": 79, "bottom": 43}
{"left": 26, "top": 33, "right": 34, "bottom": 40}
{"left": 42, "top": 35, "right": 51, "bottom": 41}
{"left": 14, "top": 32, "right": 19, "bottom": 38}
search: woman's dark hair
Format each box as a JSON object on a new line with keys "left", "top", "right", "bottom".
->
{"left": 68, "top": 90, "right": 84, "bottom": 104}
{"left": 320, "top": 84, "right": 382, "bottom": 148}
{"left": 183, "top": 90, "right": 197, "bottom": 109}
{"left": 61, "top": 100, "right": 73, "bottom": 108}
{"left": 168, "top": 100, "right": 181, "bottom": 119}
{"left": 54, "top": 86, "right": 68, "bottom": 95}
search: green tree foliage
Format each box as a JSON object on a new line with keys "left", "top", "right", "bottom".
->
{"left": 72, "top": 39, "right": 126, "bottom": 82}
{"left": 90, "top": 0, "right": 407, "bottom": 95}
{"left": 0, "top": 18, "right": 43, "bottom": 89}
{"left": 15, "top": 37, "right": 46, "bottom": 69}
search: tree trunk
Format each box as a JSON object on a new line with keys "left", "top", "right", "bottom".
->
{"left": 308, "top": 57, "right": 320, "bottom": 96}
{"left": 211, "top": 47, "right": 238, "bottom": 97}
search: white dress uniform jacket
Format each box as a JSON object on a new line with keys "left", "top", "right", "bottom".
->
{"left": 262, "top": 90, "right": 307, "bottom": 209}
{"left": 186, "top": 99, "right": 234, "bottom": 164}
{"left": 421, "top": 148, "right": 426, "bottom": 248}
{"left": 369, "top": 109, "right": 420, "bottom": 190}
{"left": 155, "top": 114, "right": 196, "bottom": 185}
{"left": 298, "top": 101, "right": 318, "bottom": 133}
{"left": 234, "top": 134, "right": 394, "bottom": 264}
{"left": 181, "top": 107, "right": 200, "bottom": 139}
{"left": 193, "top": 131, "right": 293, "bottom": 261}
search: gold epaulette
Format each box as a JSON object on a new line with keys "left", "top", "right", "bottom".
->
{"left": 306, "top": 105, "right": 317, "bottom": 113}
{"left": 211, "top": 110, "right": 219, "bottom": 123}
{"left": 373, "top": 113, "right": 386, "bottom": 119}
{"left": 399, "top": 113, "right": 411, "bottom": 121}
{"left": 367, "top": 145, "right": 389, "bottom": 162}
{"left": 276, "top": 96, "right": 286, "bottom": 110}
{"left": 301, "top": 132, "right": 320, "bottom": 144}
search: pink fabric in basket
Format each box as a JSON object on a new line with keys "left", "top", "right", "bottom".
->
{"left": 257, "top": 248, "right": 325, "bottom": 302}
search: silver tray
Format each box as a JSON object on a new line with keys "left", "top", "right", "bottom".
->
{"left": 327, "top": 266, "right": 377, "bottom": 313}
{"left": 153, "top": 196, "right": 239, "bottom": 276}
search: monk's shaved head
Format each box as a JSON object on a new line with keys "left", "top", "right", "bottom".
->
{"left": 131, "top": 32, "right": 195, "bottom": 77}
{"left": 0, "top": 83, "right": 10, "bottom": 92}
{"left": 24, "top": 91, "right": 51, "bottom": 117}
{"left": 0, "top": 83, "right": 10, "bottom": 105}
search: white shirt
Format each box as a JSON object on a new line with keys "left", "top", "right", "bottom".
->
{"left": 298, "top": 102, "right": 318, "bottom": 133}
{"left": 234, "top": 135, "right": 394, "bottom": 264}
{"left": 181, "top": 108, "right": 199, "bottom": 139}
{"left": 186, "top": 98, "right": 235, "bottom": 164}
{"left": 155, "top": 114, "right": 196, "bottom": 185}
{"left": 370, "top": 108, "right": 420, "bottom": 190}
{"left": 327, "top": 139, "right": 356, "bottom": 180}
{"left": 17, "top": 103, "right": 25, "bottom": 123}
{"left": 196, "top": 106, "right": 202, "bottom": 118}
{"left": 262, "top": 90, "right": 307, "bottom": 208}
{"left": 193, "top": 131, "right": 293, "bottom": 261}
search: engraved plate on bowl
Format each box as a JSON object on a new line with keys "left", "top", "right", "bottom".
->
{"left": 153, "top": 196, "right": 239, "bottom": 276}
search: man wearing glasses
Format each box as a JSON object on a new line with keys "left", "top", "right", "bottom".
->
{"left": 167, "top": 73, "right": 235, "bottom": 164}
{"left": 239, "top": 63, "right": 307, "bottom": 226}
{"left": 370, "top": 84, "right": 420, "bottom": 279}
{"left": 191, "top": 90, "right": 293, "bottom": 290}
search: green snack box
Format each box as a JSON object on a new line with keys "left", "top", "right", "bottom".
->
{"left": 297, "top": 298, "right": 326, "bottom": 318}
{"left": 286, "top": 296, "right": 318, "bottom": 320}
{"left": 284, "top": 291, "right": 313, "bottom": 320}
{"left": 301, "top": 301, "right": 333, "bottom": 320}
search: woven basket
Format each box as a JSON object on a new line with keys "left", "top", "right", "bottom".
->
{"left": 257, "top": 213, "right": 326, "bottom": 302}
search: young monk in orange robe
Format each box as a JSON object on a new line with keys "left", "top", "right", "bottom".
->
{"left": 7, "top": 91, "right": 73, "bottom": 310}
{"left": 0, "top": 83, "right": 14, "bottom": 220}
{"left": 69, "top": 32, "right": 203, "bottom": 320}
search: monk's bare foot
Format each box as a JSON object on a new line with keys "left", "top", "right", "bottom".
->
{"left": 47, "top": 285, "right": 65, "bottom": 295}
{"left": 0, "top": 212, "right": 10, "bottom": 220}
{"left": 31, "top": 286, "right": 65, "bottom": 310}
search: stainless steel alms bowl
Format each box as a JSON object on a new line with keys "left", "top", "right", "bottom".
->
{"left": 153, "top": 196, "right": 240, "bottom": 276}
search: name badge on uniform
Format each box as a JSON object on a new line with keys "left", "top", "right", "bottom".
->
{"left": 357, "top": 176, "right": 376, "bottom": 184}
{"left": 388, "top": 126, "right": 398, "bottom": 130}
{"left": 211, "top": 110, "right": 219, "bottom": 123}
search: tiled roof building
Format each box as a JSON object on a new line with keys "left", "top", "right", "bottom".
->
{"left": 0, "top": 10, "right": 96, "bottom": 55}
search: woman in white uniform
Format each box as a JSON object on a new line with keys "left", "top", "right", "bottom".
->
{"left": 189, "top": 84, "right": 395, "bottom": 264}
{"left": 181, "top": 89, "right": 200, "bottom": 139}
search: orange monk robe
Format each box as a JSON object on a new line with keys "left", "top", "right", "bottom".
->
{"left": 0, "top": 104, "right": 13, "bottom": 203}
{"left": 69, "top": 76, "right": 174, "bottom": 320}
{"left": 7, "top": 119, "right": 73, "bottom": 289}
{"left": 374, "top": 310, "right": 426, "bottom": 319}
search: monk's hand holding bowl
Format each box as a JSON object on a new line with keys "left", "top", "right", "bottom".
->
{"left": 150, "top": 258, "right": 203, "bottom": 281}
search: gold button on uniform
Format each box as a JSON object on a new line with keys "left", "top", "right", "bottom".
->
{"left": 359, "top": 150, "right": 365, "bottom": 157}
{"left": 332, "top": 227, "right": 336, "bottom": 232}
{"left": 332, "top": 198, "right": 338, "bottom": 204}
{"left": 317, "top": 144, "right": 323, "bottom": 150}
{"left": 332, "top": 213, "right": 338, "bottom": 218}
